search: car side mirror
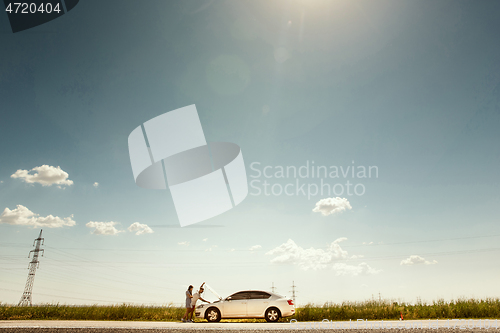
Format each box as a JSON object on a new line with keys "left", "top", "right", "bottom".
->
{"left": 226, "top": 296, "right": 232, "bottom": 301}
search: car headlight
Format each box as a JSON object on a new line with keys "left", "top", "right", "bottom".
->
{"left": 198, "top": 304, "right": 204, "bottom": 308}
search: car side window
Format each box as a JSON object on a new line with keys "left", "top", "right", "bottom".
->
{"left": 248, "top": 291, "right": 271, "bottom": 299}
{"left": 229, "top": 292, "right": 249, "bottom": 300}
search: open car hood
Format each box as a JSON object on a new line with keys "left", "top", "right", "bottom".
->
{"left": 205, "top": 283, "right": 222, "bottom": 301}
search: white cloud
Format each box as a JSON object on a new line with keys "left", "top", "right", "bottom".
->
{"left": 249, "top": 245, "right": 262, "bottom": 251}
{"left": 0, "top": 205, "right": 75, "bottom": 228}
{"left": 0, "top": 181, "right": 3, "bottom": 184}
{"left": 93, "top": 182, "right": 99, "bottom": 188}
{"left": 266, "top": 238, "right": 380, "bottom": 275}
{"left": 178, "top": 241, "right": 190, "bottom": 246}
{"left": 11, "top": 165, "right": 73, "bottom": 187}
{"left": 205, "top": 245, "right": 218, "bottom": 252}
{"left": 202, "top": 238, "right": 208, "bottom": 242}
{"left": 400, "top": 255, "right": 438, "bottom": 266}
{"left": 350, "top": 254, "right": 364, "bottom": 259}
{"left": 363, "top": 242, "right": 373, "bottom": 245}
{"left": 127, "top": 222, "right": 153, "bottom": 235}
{"left": 86, "top": 221, "right": 121, "bottom": 235}
{"left": 332, "top": 262, "right": 381, "bottom": 276}
{"left": 230, "top": 248, "right": 235, "bottom": 252}
{"left": 312, "top": 197, "right": 352, "bottom": 216}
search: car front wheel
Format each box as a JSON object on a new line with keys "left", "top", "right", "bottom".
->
{"left": 205, "top": 307, "right": 221, "bottom": 322}
{"left": 265, "top": 307, "right": 280, "bottom": 322}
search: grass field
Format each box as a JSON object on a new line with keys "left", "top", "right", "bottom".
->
{"left": 1, "top": 298, "right": 499, "bottom": 321}
{"left": 295, "top": 298, "right": 500, "bottom": 321}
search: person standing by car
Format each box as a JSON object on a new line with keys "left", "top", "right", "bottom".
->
{"left": 189, "top": 282, "right": 211, "bottom": 322}
{"left": 181, "top": 285, "right": 194, "bottom": 322}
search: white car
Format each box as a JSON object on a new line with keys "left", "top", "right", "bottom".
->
{"left": 195, "top": 290, "right": 295, "bottom": 322}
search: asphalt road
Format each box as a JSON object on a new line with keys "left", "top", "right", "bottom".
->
{"left": 0, "top": 320, "right": 496, "bottom": 332}
{"left": 0, "top": 329, "right": 492, "bottom": 333}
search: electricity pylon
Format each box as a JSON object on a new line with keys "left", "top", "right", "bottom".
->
{"left": 18, "top": 229, "right": 44, "bottom": 306}
{"left": 290, "top": 281, "right": 297, "bottom": 305}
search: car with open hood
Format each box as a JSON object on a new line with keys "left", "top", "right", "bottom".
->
{"left": 195, "top": 289, "right": 295, "bottom": 322}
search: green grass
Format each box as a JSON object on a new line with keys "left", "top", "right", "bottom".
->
{"left": 1, "top": 298, "right": 499, "bottom": 321}
{"left": 294, "top": 298, "right": 500, "bottom": 321}
{"left": 0, "top": 304, "right": 184, "bottom": 321}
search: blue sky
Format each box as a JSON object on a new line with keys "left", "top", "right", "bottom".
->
{"left": 1, "top": 0, "right": 499, "bottom": 306}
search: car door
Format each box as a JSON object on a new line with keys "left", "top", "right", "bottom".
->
{"left": 223, "top": 291, "right": 249, "bottom": 317}
{"left": 246, "top": 291, "right": 272, "bottom": 317}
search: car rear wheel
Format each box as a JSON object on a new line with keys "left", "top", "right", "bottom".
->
{"left": 205, "top": 307, "right": 221, "bottom": 322}
{"left": 265, "top": 307, "right": 281, "bottom": 322}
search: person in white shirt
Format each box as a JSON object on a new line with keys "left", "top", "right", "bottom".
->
{"left": 188, "top": 282, "right": 210, "bottom": 322}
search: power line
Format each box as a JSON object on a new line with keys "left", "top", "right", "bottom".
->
{"left": 1, "top": 287, "right": 173, "bottom": 305}
{"left": 342, "top": 233, "right": 500, "bottom": 249}
{"left": 290, "top": 281, "right": 297, "bottom": 305}
{"left": 5, "top": 230, "right": 500, "bottom": 306}
{"left": 3, "top": 232, "right": 498, "bottom": 252}
{"left": 43, "top": 247, "right": 185, "bottom": 290}
{"left": 7, "top": 231, "right": 184, "bottom": 304}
